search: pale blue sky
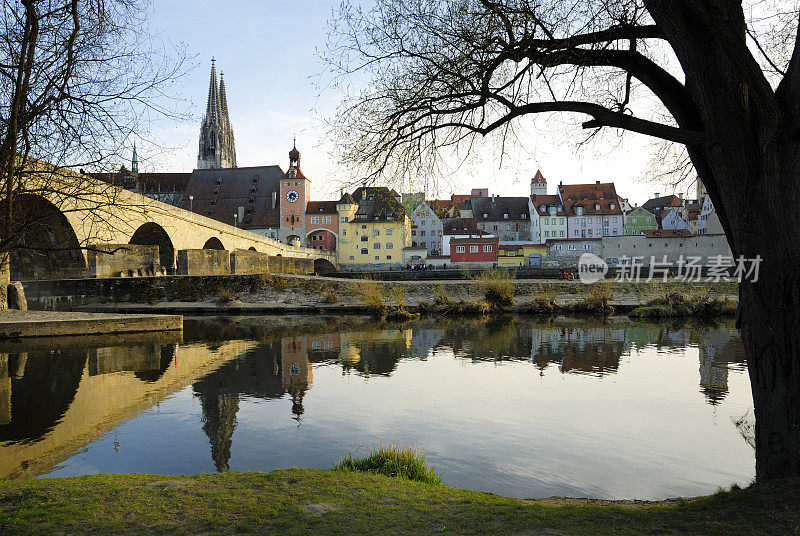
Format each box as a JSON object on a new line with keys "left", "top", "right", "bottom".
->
{"left": 142, "top": 1, "right": 683, "bottom": 205}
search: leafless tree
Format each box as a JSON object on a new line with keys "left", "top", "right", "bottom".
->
{"left": 0, "top": 0, "right": 187, "bottom": 281}
{"left": 326, "top": 0, "right": 800, "bottom": 481}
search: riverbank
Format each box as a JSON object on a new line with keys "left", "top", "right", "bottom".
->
{"left": 61, "top": 273, "right": 739, "bottom": 318}
{"left": 0, "top": 310, "right": 182, "bottom": 338}
{"left": 0, "top": 469, "right": 795, "bottom": 535}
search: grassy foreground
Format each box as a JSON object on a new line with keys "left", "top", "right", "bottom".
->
{"left": 0, "top": 470, "right": 797, "bottom": 535}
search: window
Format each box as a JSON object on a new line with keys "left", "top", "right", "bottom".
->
{"left": 470, "top": 245, "right": 479, "bottom": 253}
{"left": 568, "top": 244, "right": 576, "bottom": 251}
{"left": 349, "top": 255, "right": 355, "bottom": 260}
{"left": 373, "top": 243, "right": 381, "bottom": 249}
{"left": 386, "top": 242, "right": 393, "bottom": 249}
{"left": 503, "top": 213, "right": 509, "bottom": 219}
{"left": 421, "top": 230, "right": 426, "bottom": 236}
{"left": 483, "top": 245, "right": 493, "bottom": 252}
{"left": 560, "top": 231, "right": 565, "bottom": 237}
{"left": 361, "top": 235, "right": 368, "bottom": 242}
{"left": 373, "top": 229, "right": 381, "bottom": 236}
{"left": 456, "top": 246, "right": 465, "bottom": 253}
{"left": 493, "top": 225, "right": 498, "bottom": 231}
{"left": 544, "top": 231, "right": 550, "bottom": 238}
{"left": 480, "top": 224, "right": 486, "bottom": 230}
{"left": 588, "top": 229, "right": 593, "bottom": 237}
{"left": 386, "top": 228, "right": 393, "bottom": 235}
{"left": 521, "top": 213, "right": 526, "bottom": 219}
{"left": 340, "top": 216, "right": 349, "bottom": 223}
{"left": 574, "top": 230, "right": 580, "bottom": 237}
{"left": 421, "top": 241, "right": 427, "bottom": 247}
{"left": 375, "top": 256, "right": 380, "bottom": 261}
{"left": 411, "top": 230, "right": 417, "bottom": 236}
{"left": 560, "top": 218, "right": 565, "bottom": 225}
{"left": 342, "top": 229, "right": 347, "bottom": 236}
{"left": 584, "top": 244, "right": 591, "bottom": 250}
{"left": 421, "top": 220, "right": 426, "bottom": 226}
{"left": 310, "top": 217, "right": 319, "bottom": 224}
{"left": 322, "top": 216, "right": 331, "bottom": 224}
{"left": 386, "top": 255, "right": 392, "bottom": 260}
{"left": 361, "top": 248, "right": 368, "bottom": 254}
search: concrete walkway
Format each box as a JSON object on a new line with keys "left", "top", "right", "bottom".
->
{"left": 0, "top": 310, "right": 182, "bottom": 338}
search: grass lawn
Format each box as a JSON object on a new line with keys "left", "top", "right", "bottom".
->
{"left": 0, "top": 469, "right": 797, "bottom": 535}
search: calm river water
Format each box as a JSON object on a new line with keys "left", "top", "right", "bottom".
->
{"left": 0, "top": 315, "right": 754, "bottom": 500}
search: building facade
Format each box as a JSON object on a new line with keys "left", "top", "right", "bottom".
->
{"left": 559, "top": 182, "right": 624, "bottom": 239}
{"left": 407, "top": 199, "right": 444, "bottom": 255}
{"left": 467, "top": 196, "right": 531, "bottom": 242}
{"left": 336, "top": 187, "right": 411, "bottom": 270}
{"left": 624, "top": 207, "right": 658, "bottom": 235}
{"left": 278, "top": 143, "right": 310, "bottom": 246}
{"left": 529, "top": 194, "right": 567, "bottom": 243}
{"left": 660, "top": 208, "right": 692, "bottom": 231}
{"left": 498, "top": 243, "right": 548, "bottom": 267}
{"left": 197, "top": 59, "right": 237, "bottom": 170}
{"left": 305, "top": 201, "right": 338, "bottom": 251}
{"left": 450, "top": 236, "right": 499, "bottom": 265}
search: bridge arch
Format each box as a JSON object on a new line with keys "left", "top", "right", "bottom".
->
{"left": 203, "top": 237, "right": 225, "bottom": 250}
{"left": 129, "top": 222, "right": 174, "bottom": 271}
{"left": 314, "top": 258, "right": 337, "bottom": 275}
{"left": 0, "top": 194, "right": 86, "bottom": 281}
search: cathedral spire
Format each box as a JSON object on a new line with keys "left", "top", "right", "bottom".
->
{"left": 198, "top": 58, "right": 236, "bottom": 169}
{"left": 131, "top": 142, "right": 138, "bottom": 175}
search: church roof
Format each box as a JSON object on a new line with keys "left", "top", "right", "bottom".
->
{"left": 182, "top": 165, "right": 284, "bottom": 229}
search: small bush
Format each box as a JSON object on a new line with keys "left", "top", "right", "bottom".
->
{"left": 476, "top": 269, "right": 514, "bottom": 308}
{"left": 583, "top": 283, "right": 613, "bottom": 313}
{"left": 353, "top": 278, "right": 386, "bottom": 314}
{"left": 386, "top": 284, "right": 408, "bottom": 308}
{"left": 333, "top": 444, "right": 441, "bottom": 485}
{"left": 321, "top": 289, "right": 338, "bottom": 304}
{"left": 216, "top": 287, "right": 240, "bottom": 305}
{"left": 524, "top": 289, "right": 556, "bottom": 314}
{"left": 432, "top": 285, "right": 451, "bottom": 305}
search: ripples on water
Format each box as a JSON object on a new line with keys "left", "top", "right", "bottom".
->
{"left": 0, "top": 315, "right": 753, "bottom": 499}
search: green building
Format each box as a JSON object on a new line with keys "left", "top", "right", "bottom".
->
{"left": 624, "top": 207, "right": 658, "bottom": 235}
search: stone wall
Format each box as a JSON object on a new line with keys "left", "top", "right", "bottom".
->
{"left": 602, "top": 234, "right": 732, "bottom": 266}
{"left": 178, "top": 249, "right": 231, "bottom": 275}
{"left": 87, "top": 244, "right": 160, "bottom": 278}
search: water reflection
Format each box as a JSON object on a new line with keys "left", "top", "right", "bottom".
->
{"left": 0, "top": 315, "right": 752, "bottom": 499}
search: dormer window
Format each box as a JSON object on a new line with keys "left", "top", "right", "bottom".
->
{"left": 595, "top": 203, "right": 600, "bottom": 210}
{"left": 610, "top": 203, "right": 616, "bottom": 210}
{"left": 521, "top": 213, "right": 526, "bottom": 219}
{"left": 540, "top": 204, "right": 546, "bottom": 212}
{"left": 503, "top": 213, "right": 508, "bottom": 219}
{"left": 483, "top": 213, "right": 488, "bottom": 218}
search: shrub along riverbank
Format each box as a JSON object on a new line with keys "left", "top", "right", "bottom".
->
{"left": 74, "top": 272, "right": 738, "bottom": 319}
{"left": 0, "top": 469, "right": 796, "bottom": 535}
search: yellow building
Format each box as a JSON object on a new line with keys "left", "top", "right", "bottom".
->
{"left": 497, "top": 243, "right": 548, "bottom": 267}
{"left": 336, "top": 187, "right": 412, "bottom": 269}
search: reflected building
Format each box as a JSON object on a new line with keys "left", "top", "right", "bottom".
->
{"left": 281, "top": 337, "right": 313, "bottom": 421}
{"left": 695, "top": 327, "right": 745, "bottom": 405}
{"left": 529, "top": 325, "right": 626, "bottom": 375}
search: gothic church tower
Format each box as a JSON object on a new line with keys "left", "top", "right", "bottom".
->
{"left": 197, "top": 58, "right": 237, "bottom": 169}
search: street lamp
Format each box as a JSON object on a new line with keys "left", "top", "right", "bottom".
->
{"left": 233, "top": 213, "right": 237, "bottom": 228}
{"left": 189, "top": 195, "right": 193, "bottom": 212}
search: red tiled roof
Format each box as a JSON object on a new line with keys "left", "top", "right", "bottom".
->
{"left": 530, "top": 194, "right": 564, "bottom": 216}
{"left": 306, "top": 200, "right": 338, "bottom": 214}
{"left": 559, "top": 181, "right": 618, "bottom": 202}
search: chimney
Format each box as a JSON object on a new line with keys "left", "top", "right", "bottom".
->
{"left": 238, "top": 206, "right": 244, "bottom": 223}
{"left": 655, "top": 192, "right": 660, "bottom": 198}
{"left": 678, "top": 192, "right": 684, "bottom": 200}
{"left": 596, "top": 180, "right": 600, "bottom": 185}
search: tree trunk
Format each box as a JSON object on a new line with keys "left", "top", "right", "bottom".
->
{"left": 739, "top": 264, "right": 800, "bottom": 480}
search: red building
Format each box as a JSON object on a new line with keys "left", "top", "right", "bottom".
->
{"left": 450, "top": 236, "right": 499, "bottom": 264}
{"left": 305, "top": 200, "right": 339, "bottom": 252}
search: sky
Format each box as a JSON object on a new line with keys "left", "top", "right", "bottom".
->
{"left": 141, "top": 0, "right": 696, "bottom": 206}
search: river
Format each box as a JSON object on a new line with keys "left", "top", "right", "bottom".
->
{"left": 0, "top": 315, "right": 754, "bottom": 500}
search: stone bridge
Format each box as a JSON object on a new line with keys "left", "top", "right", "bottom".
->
{"left": 8, "top": 167, "right": 336, "bottom": 280}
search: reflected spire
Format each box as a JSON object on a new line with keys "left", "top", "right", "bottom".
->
{"left": 199, "top": 392, "right": 239, "bottom": 472}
